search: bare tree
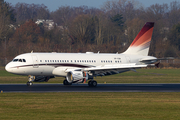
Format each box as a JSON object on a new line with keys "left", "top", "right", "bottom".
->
{"left": 14, "top": 3, "right": 50, "bottom": 24}
{"left": 69, "top": 14, "right": 94, "bottom": 46}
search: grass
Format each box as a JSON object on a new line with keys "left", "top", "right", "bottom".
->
{"left": 1, "top": 68, "right": 180, "bottom": 119}
{"left": 1, "top": 67, "right": 180, "bottom": 83}
{"left": 1, "top": 92, "right": 180, "bottom": 120}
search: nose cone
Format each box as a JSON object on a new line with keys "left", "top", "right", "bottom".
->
{"left": 5, "top": 63, "right": 12, "bottom": 73}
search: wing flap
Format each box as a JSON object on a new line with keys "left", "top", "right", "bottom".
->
{"left": 84, "top": 63, "right": 147, "bottom": 71}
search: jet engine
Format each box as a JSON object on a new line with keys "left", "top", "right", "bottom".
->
{"left": 66, "top": 71, "right": 88, "bottom": 83}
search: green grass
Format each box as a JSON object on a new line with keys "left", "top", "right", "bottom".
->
{"left": 1, "top": 68, "right": 180, "bottom": 83}
{"left": 0, "top": 92, "right": 180, "bottom": 120}
{"left": 1, "top": 68, "right": 180, "bottom": 119}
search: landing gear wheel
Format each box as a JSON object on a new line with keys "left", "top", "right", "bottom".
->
{"left": 63, "top": 79, "right": 72, "bottom": 86}
{"left": 27, "top": 81, "right": 33, "bottom": 86}
{"left": 88, "top": 80, "right": 97, "bottom": 87}
{"left": 88, "top": 81, "right": 92, "bottom": 86}
{"left": 92, "top": 81, "right": 97, "bottom": 87}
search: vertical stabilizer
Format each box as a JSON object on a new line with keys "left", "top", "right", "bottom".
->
{"left": 123, "top": 22, "right": 154, "bottom": 56}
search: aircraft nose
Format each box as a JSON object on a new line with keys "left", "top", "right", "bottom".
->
{"left": 5, "top": 63, "right": 12, "bottom": 73}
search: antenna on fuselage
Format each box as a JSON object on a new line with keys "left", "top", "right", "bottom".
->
{"left": 31, "top": 50, "right": 33, "bottom": 53}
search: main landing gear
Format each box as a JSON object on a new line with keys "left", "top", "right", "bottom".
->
{"left": 88, "top": 80, "right": 97, "bottom": 87}
{"left": 63, "top": 79, "right": 97, "bottom": 87}
{"left": 63, "top": 79, "right": 72, "bottom": 86}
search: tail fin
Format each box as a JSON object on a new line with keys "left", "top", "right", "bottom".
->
{"left": 123, "top": 22, "right": 154, "bottom": 56}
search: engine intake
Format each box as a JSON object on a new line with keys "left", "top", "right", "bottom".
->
{"left": 66, "top": 71, "right": 88, "bottom": 83}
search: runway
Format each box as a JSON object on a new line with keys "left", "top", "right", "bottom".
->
{"left": 1, "top": 83, "right": 180, "bottom": 92}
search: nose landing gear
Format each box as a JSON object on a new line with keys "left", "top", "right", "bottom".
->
{"left": 27, "top": 75, "right": 35, "bottom": 86}
{"left": 27, "top": 81, "right": 33, "bottom": 86}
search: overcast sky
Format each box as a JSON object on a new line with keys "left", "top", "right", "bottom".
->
{"left": 5, "top": 0, "right": 178, "bottom": 11}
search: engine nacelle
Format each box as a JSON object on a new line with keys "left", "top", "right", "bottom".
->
{"left": 66, "top": 71, "right": 88, "bottom": 83}
{"left": 34, "top": 76, "right": 55, "bottom": 82}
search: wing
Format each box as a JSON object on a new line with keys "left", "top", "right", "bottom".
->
{"left": 65, "top": 63, "right": 147, "bottom": 76}
{"left": 85, "top": 63, "right": 146, "bottom": 76}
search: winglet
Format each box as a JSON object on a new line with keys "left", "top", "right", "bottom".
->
{"left": 123, "top": 22, "right": 154, "bottom": 56}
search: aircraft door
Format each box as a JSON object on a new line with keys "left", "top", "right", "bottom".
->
{"left": 32, "top": 55, "right": 39, "bottom": 68}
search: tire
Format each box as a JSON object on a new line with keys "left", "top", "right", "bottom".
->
{"left": 88, "top": 81, "right": 92, "bottom": 86}
{"left": 27, "top": 82, "right": 33, "bottom": 86}
{"left": 88, "top": 80, "right": 97, "bottom": 87}
{"left": 92, "top": 81, "right": 97, "bottom": 87}
{"left": 63, "top": 80, "right": 72, "bottom": 86}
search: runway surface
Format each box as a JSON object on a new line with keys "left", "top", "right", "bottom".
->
{"left": 1, "top": 83, "right": 180, "bottom": 92}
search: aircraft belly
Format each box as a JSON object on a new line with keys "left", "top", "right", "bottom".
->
{"left": 25, "top": 66, "right": 54, "bottom": 76}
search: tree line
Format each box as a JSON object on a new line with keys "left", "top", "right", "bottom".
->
{"left": 1, "top": 0, "right": 180, "bottom": 65}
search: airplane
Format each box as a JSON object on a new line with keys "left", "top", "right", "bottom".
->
{"left": 5, "top": 22, "right": 158, "bottom": 87}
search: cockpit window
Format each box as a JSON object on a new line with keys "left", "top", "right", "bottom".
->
{"left": 13, "top": 59, "right": 26, "bottom": 62}
{"left": 13, "top": 59, "right": 18, "bottom": 62}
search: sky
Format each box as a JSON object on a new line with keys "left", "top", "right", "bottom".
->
{"left": 5, "top": 0, "right": 179, "bottom": 11}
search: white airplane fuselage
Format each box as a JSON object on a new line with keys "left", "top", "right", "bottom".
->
{"left": 5, "top": 52, "right": 156, "bottom": 76}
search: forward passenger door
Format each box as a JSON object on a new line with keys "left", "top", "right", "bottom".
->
{"left": 32, "top": 55, "right": 39, "bottom": 68}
